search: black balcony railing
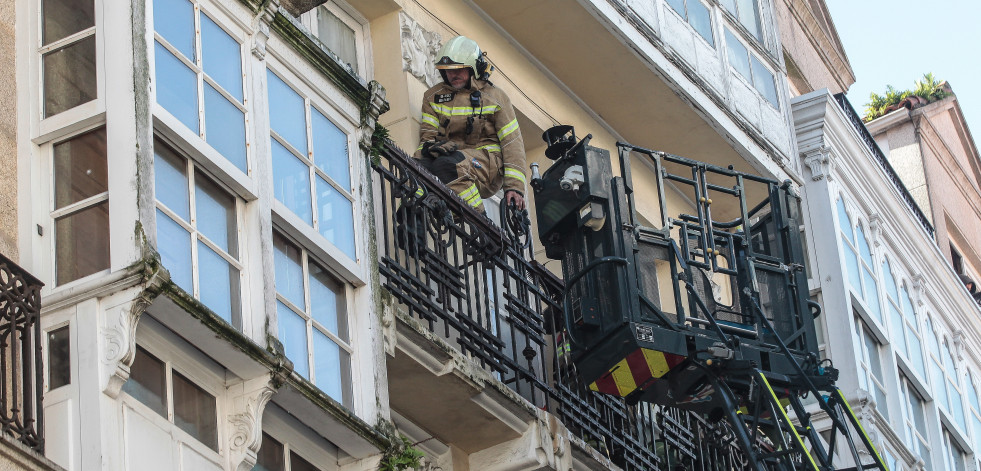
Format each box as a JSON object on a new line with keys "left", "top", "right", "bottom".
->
{"left": 0, "top": 252, "right": 44, "bottom": 453}
{"left": 372, "top": 142, "right": 749, "bottom": 470}
{"left": 833, "top": 93, "right": 935, "bottom": 239}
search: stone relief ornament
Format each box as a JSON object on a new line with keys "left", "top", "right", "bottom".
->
{"left": 802, "top": 145, "right": 832, "bottom": 181}
{"left": 399, "top": 12, "right": 443, "bottom": 87}
{"left": 228, "top": 382, "right": 278, "bottom": 471}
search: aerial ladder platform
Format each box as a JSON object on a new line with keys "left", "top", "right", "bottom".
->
{"left": 530, "top": 126, "right": 888, "bottom": 471}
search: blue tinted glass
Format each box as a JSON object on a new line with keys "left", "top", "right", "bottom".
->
{"left": 273, "top": 233, "right": 305, "bottom": 310}
{"left": 153, "top": 0, "right": 194, "bottom": 60}
{"left": 843, "top": 245, "right": 860, "bottom": 291}
{"left": 856, "top": 226, "right": 874, "bottom": 265}
{"left": 313, "top": 329, "right": 343, "bottom": 402}
{"left": 309, "top": 261, "right": 342, "bottom": 336}
{"left": 316, "top": 176, "right": 355, "bottom": 259}
{"left": 156, "top": 209, "right": 192, "bottom": 292}
{"left": 889, "top": 305, "right": 905, "bottom": 356}
{"left": 666, "top": 0, "right": 685, "bottom": 17}
{"left": 720, "top": 0, "right": 737, "bottom": 14}
{"left": 153, "top": 146, "right": 190, "bottom": 221}
{"left": 751, "top": 55, "right": 778, "bottom": 107}
{"left": 204, "top": 83, "right": 247, "bottom": 172}
{"left": 194, "top": 175, "right": 236, "bottom": 255}
{"left": 197, "top": 241, "right": 238, "bottom": 325}
{"left": 266, "top": 70, "right": 307, "bottom": 156}
{"left": 836, "top": 199, "right": 853, "bottom": 242}
{"left": 882, "top": 260, "right": 899, "bottom": 300}
{"left": 864, "top": 273, "right": 881, "bottom": 321}
{"left": 736, "top": 0, "right": 762, "bottom": 40}
{"left": 311, "top": 109, "right": 350, "bottom": 191}
{"left": 277, "top": 302, "right": 308, "bottom": 379}
{"left": 688, "top": 0, "right": 714, "bottom": 46}
{"left": 273, "top": 140, "right": 313, "bottom": 225}
{"left": 155, "top": 42, "right": 198, "bottom": 133}
{"left": 934, "top": 362, "right": 948, "bottom": 409}
{"left": 724, "top": 29, "right": 751, "bottom": 80}
{"left": 200, "top": 14, "right": 243, "bottom": 102}
{"left": 910, "top": 336, "right": 925, "bottom": 379}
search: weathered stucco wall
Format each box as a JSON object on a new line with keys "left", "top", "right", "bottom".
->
{"left": 775, "top": 0, "right": 853, "bottom": 96}
{"left": 0, "top": 0, "right": 16, "bottom": 260}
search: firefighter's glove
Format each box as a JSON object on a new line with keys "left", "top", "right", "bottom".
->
{"left": 424, "top": 140, "right": 457, "bottom": 158}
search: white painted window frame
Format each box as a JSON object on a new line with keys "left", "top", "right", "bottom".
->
{"left": 854, "top": 316, "right": 889, "bottom": 416}
{"left": 299, "top": 0, "right": 372, "bottom": 80}
{"left": 899, "top": 374, "right": 932, "bottom": 467}
{"left": 153, "top": 137, "right": 250, "bottom": 331}
{"left": 120, "top": 323, "right": 227, "bottom": 465}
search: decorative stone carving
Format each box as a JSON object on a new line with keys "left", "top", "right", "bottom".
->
{"left": 228, "top": 376, "right": 281, "bottom": 471}
{"left": 801, "top": 146, "right": 832, "bottom": 181}
{"left": 101, "top": 269, "right": 165, "bottom": 397}
{"left": 399, "top": 12, "right": 442, "bottom": 87}
{"left": 952, "top": 329, "right": 965, "bottom": 361}
{"left": 868, "top": 214, "right": 883, "bottom": 247}
{"left": 359, "top": 80, "right": 390, "bottom": 151}
{"left": 911, "top": 274, "right": 926, "bottom": 307}
{"left": 251, "top": 0, "right": 279, "bottom": 60}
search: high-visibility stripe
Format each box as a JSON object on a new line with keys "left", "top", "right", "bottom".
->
{"left": 504, "top": 167, "right": 527, "bottom": 184}
{"left": 609, "top": 359, "right": 637, "bottom": 395}
{"left": 834, "top": 389, "right": 888, "bottom": 469}
{"left": 415, "top": 187, "right": 425, "bottom": 197}
{"left": 625, "top": 349, "right": 653, "bottom": 388}
{"left": 757, "top": 371, "right": 820, "bottom": 471}
{"left": 416, "top": 143, "right": 425, "bottom": 151}
{"left": 588, "top": 348, "right": 687, "bottom": 398}
{"left": 431, "top": 104, "right": 499, "bottom": 116}
{"left": 590, "top": 373, "right": 619, "bottom": 396}
{"left": 458, "top": 185, "right": 479, "bottom": 201}
{"left": 476, "top": 144, "right": 501, "bottom": 153}
{"left": 498, "top": 119, "right": 519, "bottom": 140}
{"left": 642, "top": 348, "right": 672, "bottom": 378}
{"left": 421, "top": 112, "right": 439, "bottom": 128}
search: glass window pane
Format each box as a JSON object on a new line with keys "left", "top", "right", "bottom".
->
{"left": 273, "top": 233, "right": 305, "bottom": 310}
{"left": 863, "top": 273, "right": 881, "bottom": 321}
{"left": 273, "top": 140, "right": 313, "bottom": 225}
{"left": 311, "top": 109, "right": 350, "bottom": 191}
{"left": 156, "top": 209, "right": 193, "bottom": 293}
{"left": 750, "top": 56, "right": 777, "bottom": 106}
{"left": 54, "top": 127, "right": 107, "bottom": 209}
{"left": 882, "top": 260, "right": 899, "bottom": 300}
{"left": 201, "top": 14, "right": 243, "bottom": 102}
{"left": 266, "top": 71, "right": 307, "bottom": 156}
{"left": 316, "top": 8, "right": 358, "bottom": 73}
{"left": 316, "top": 176, "right": 355, "bottom": 259}
{"left": 254, "top": 433, "right": 284, "bottom": 471}
{"left": 153, "top": 142, "right": 190, "bottom": 221}
{"left": 910, "top": 336, "right": 926, "bottom": 379}
{"left": 688, "top": 0, "right": 714, "bottom": 45}
{"left": 198, "top": 241, "right": 240, "bottom": 326}
{"left": 42, "top": 0, "right": 94, "bottom": 45}
{"left": 121, "top": 347, "right": 167, "bottom": 417}
{"left": 55, "top": 202, "right": 109, "bottom": 285}
{"left": 890, "top": 305, "right": 905, "bottom": 356}
{"left": 724, "top": 29, "right": 751, "bottom": 80}
{"left": 155, "top": 41, "right": 199, "bottom": 133}
{"left": 194, "top": 174, "right": 236, "bottom": 255}
{"left": 47, "top": 326, "right": 71, "bottom": 390}
{"left": 43, "top": 35, "right": 97, "bottom": 117}
{"left": 836, "top": 200, "right": 853, "bottom": 242}
{"left": 289, "top": 451, "right": 320, "bottom": 471}
{"left": 736, "top": 0, "right": 762, "bottom": 40}
{"left": 277, "top": 302, "right": 309, "bottom": 379}
{"left": 665, "top": 0, "right": 686, "bottom": 17}
{"left": 309, "top": 261, "right": 345, "bottom": 338}
{"left": 313, "top": 329, "right": 344, "bottom": 402}
{"left": 204, "top": 83, "right": 247, "bottom": 172}
{"left": 152, "top": 0, "right": 195, "bottom": 60}
{"left": 172, "top": 371, "right": 218, "bottom": 451}
{"left": 843, "top": 245, "right": 861, "bottom": 291}
{"left": 720, "top": 0, "right": 737, "bottom": 14}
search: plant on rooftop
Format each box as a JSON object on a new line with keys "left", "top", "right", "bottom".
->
{"left": 864, "top": 73, "right": 952, "bottom": 122}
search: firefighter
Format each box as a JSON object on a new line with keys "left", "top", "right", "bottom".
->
{"left": 413, "top": 35, "right": 527, "bottom": 212}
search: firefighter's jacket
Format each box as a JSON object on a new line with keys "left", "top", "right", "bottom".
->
{"left": 414, "top": 77, "right": 526, "bottom": 204}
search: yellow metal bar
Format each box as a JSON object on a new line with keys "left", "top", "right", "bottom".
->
{"left": 833, "top": 388, "right": 890, "bottom": 471}
{"left": 755, "top": 371, "right": 821, "bottom": 471}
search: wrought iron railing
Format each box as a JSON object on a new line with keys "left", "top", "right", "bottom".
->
{"left": 833, "top": 93, "right": 935, "bottom": 239}
{"left": 372, "top": 142, "right": 749, "bottom": 470}
{"left": 0, "top": 252, "right": 44, "bottom": 452}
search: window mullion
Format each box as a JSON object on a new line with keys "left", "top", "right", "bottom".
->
{"left": 188, "top": 162, "right": 200, "bottom": 298}
{"left": 38, "top": 27, "right": 97, "bottom": 54}
{"left": 312, "top": 322, "right": 351, "bottom": 354}
{"left": 313, "top": 167, "right": 354, "bottom": 202}
{"left": 50, "top": 192, "right": 109, "bottom": 219}
{"left": 302, "top": 251, "right": 313, "bottom": 380}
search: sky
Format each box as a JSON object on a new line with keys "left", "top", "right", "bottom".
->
{"left": 824, "top": 0, "right": 981, "bottom": 139}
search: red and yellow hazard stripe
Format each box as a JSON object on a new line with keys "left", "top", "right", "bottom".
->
{"left": 589, "top": 348, "right": 685, "bottom": 397}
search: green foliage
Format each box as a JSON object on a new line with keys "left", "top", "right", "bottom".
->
{"left": 379, "top": 435, "right": 424, "bottom": 471}
{"left": 863, "top": 73, "right": 952, "bottom": 122}
{"left": 370, "top": 123, "right": 391, "bottom": 164}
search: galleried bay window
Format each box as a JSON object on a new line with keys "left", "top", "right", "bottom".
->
{"left": 41, "top": 0, "right": 97, "bottom": 117}
{"left": 154, "top": 140, "right": 243, "bottom": 327}
{"left": 664, "top": 0, "right": 714, "bottom": 45}
{"left": 153, "top": 0, "right": 247, "bottom": 172}
{"left": 273, "top": 232, "right": 352, "bottom": 406}
{"left": 52, "top": 128, "right": 110, "bottom": 285}
{"left": 883, "top": 258, "right": 926, "bottom": 379}
{"left": 267, "top": 70, "right": 356, "bottom": 260}
{"left": 725, "top": 28, "right": 778, "bottom": 107}
{"left": 720, "top": 0, "right": 762, "bottom": 42}
{"left": 837, "top": 199, "right": 881, "bottom": 323}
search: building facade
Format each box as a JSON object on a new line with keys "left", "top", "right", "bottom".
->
{"left": 9, "top": 0, "right": 976, "bottom": 470}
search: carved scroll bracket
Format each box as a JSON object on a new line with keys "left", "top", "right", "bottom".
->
{"left": 227, "top": 375, "right": 281, "bottom": 471}
{"left": 100, "top": 267, "right": 167, "bottom": 398}
{"left": 801, "top": 145, "right": 833, "bottom": 181}
{"left": 251, "top": 0, "right": 280, "bottom": 60}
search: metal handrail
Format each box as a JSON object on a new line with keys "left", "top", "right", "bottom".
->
{"left": 0, "top": 252, "right": 44, "bottom": 453}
